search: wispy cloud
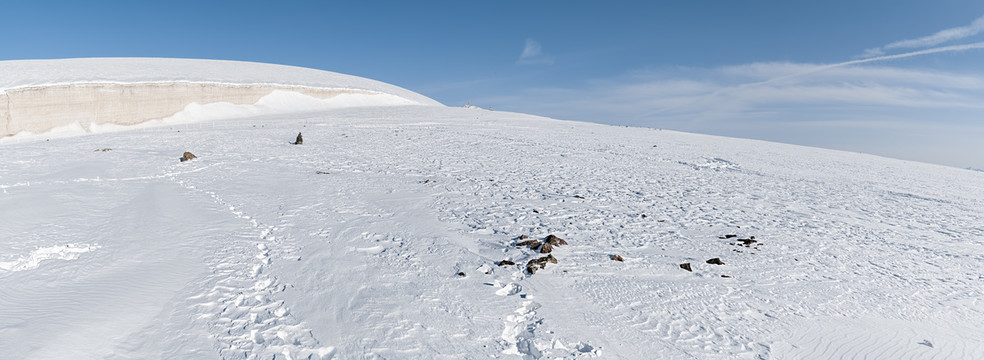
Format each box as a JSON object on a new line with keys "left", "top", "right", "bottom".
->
{"left": 472, "top": 57, "right": 984, "bottom": 167}
{"left": 861, "top": 14, "right": 984, "bottom": 57}
{"left": 517, "top": 38, "right": 554, "bottom": 65}
{"left": 480, "top": 61, "right": 984, "bottom": 125}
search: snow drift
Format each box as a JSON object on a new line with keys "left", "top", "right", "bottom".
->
{"left": 0, "top": 58, "right": 441, "bottom": 138}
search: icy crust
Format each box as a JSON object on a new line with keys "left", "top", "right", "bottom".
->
{"left": 0, "top": 58, "right": 441, "bottom": 106}
{"left": 0, "top": 244, "right": 101, "bottom": 272}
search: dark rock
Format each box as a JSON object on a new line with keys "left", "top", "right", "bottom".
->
{"left": 706, "top": 258, "right": 725, "bottom": 265}
{"left": 680, "top": 263, "right": 692, "bottom": 272}
{"left": 539, "top": 242, "right": 553, "bottom": 253}
{"left": 497, "top": 260, "right": 516, "bottom": 266}
{"left": 574, "top": 195, "right": 585, "bottom": 199}
{"left": 94, "top": 148, "right": 112, "bottom": 152}
{"left": 527, "top": 254, "right": 558, "bottom": 275}
{"left": 516, "top": 240, "right": 541, "bottom": 249}
{"left": 720, "top": 234, "right": 737, "bottom": 239}
{"left": 738, "top": 239, "right": 757, "bottom": 246}
{"left": 532, "top": 209, "right": 539, "bottom": 213}
{"left": 721, "top": 275, "right": 732, "bottom": 278}
{"left": 180, "top": 152, "right": 197, "bottom": 162}
{"left": 545, "top": 235, "right": 567, "bottom": 246}
{"left": 611, "top": 254, "right": 624, "bottom": 262}
{"left": 641, "top": 214, "right": 647, "bottom": 218}
{"left": 294, "top": 132, "right": 303, "bottom": 145}
{"left": 316, "top": 171, "right": 330, "bottom": 175}
{"left": 518, "top": 234, "right": 529, "bottom": 240}
{"left": 457, "top": 272, "right": 466, "bottom": 277}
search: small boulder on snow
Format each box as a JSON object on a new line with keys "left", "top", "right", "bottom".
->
{"left": 527, "top": 254, "right": 558, "bottom": 275}
{"left": 516, "top": 240, "right": 541, "bottom": 249}
{"left": 706, "top": 258, "right": 724, "bottom": 265}
{"left": 180, "top": 152, "right": 197, "bottom": 162}
{"left": 545, "top": 235, "right": 568, "bottom": 246}
{"left": 680, "top": 263, "right": 693, "bottom": 272}
{"left": 293, "top": 132, "right": 303, "bottom": 145}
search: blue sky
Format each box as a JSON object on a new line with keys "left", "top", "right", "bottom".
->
{"left": 3, "top": 1, "right": 984, "bottom": 169}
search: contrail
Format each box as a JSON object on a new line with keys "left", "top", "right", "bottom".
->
{"left": 646, "top": 41, "right": 984, "bottom": 116}
{"left": 765, "top": 41, "right": 984, "bottom": 85}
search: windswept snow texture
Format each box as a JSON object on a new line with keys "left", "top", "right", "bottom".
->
{"left": 1, "top": 105, "right": 983, "bottom": 359}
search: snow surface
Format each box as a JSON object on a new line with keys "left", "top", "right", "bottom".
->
{"left": 1, "top": 71, "right": 984, "bottom": 358}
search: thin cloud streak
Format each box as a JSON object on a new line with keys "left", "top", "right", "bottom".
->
{"left": 862, "top": 14, "right": 984, "bottom": 57}
{"left": 652, "top": 41, "right": 984, "bottom": 117}
{"left": 764, "top": 42, "right": 984, "bottom": 86}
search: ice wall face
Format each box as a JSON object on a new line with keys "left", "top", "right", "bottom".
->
{"left": 0, "top": 58, "right": 442, "bottom": 138}
{"left": 0, "top": 82, "right": 383, "bottom": 136}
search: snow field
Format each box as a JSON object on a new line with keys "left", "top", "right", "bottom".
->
{"left": 1, "top": 105, "right": 982, "bottom": 359}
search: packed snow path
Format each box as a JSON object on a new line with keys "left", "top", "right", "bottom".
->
{"left": 1, "top": 106, "right": 982, "bottom": 359}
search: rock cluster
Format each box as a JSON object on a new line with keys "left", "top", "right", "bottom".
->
{"left": 726, "top": 235, "right": 761, "bottom": 253}
{"left": 509, "top": 234, "right": 569, "bottom": 275}
{"left": 515, "top": 234, "right": 568, "bottom": 255}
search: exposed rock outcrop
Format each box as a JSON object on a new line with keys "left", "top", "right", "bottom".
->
{"left": 527, "top": 254, "right": 557, "bottom": 275}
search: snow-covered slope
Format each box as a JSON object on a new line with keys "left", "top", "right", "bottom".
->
{"left": 0, "top": 58, "right": 441, "bottom": 138}
{"left": 1, "top": 64, "right": 983, "bottom": 359}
